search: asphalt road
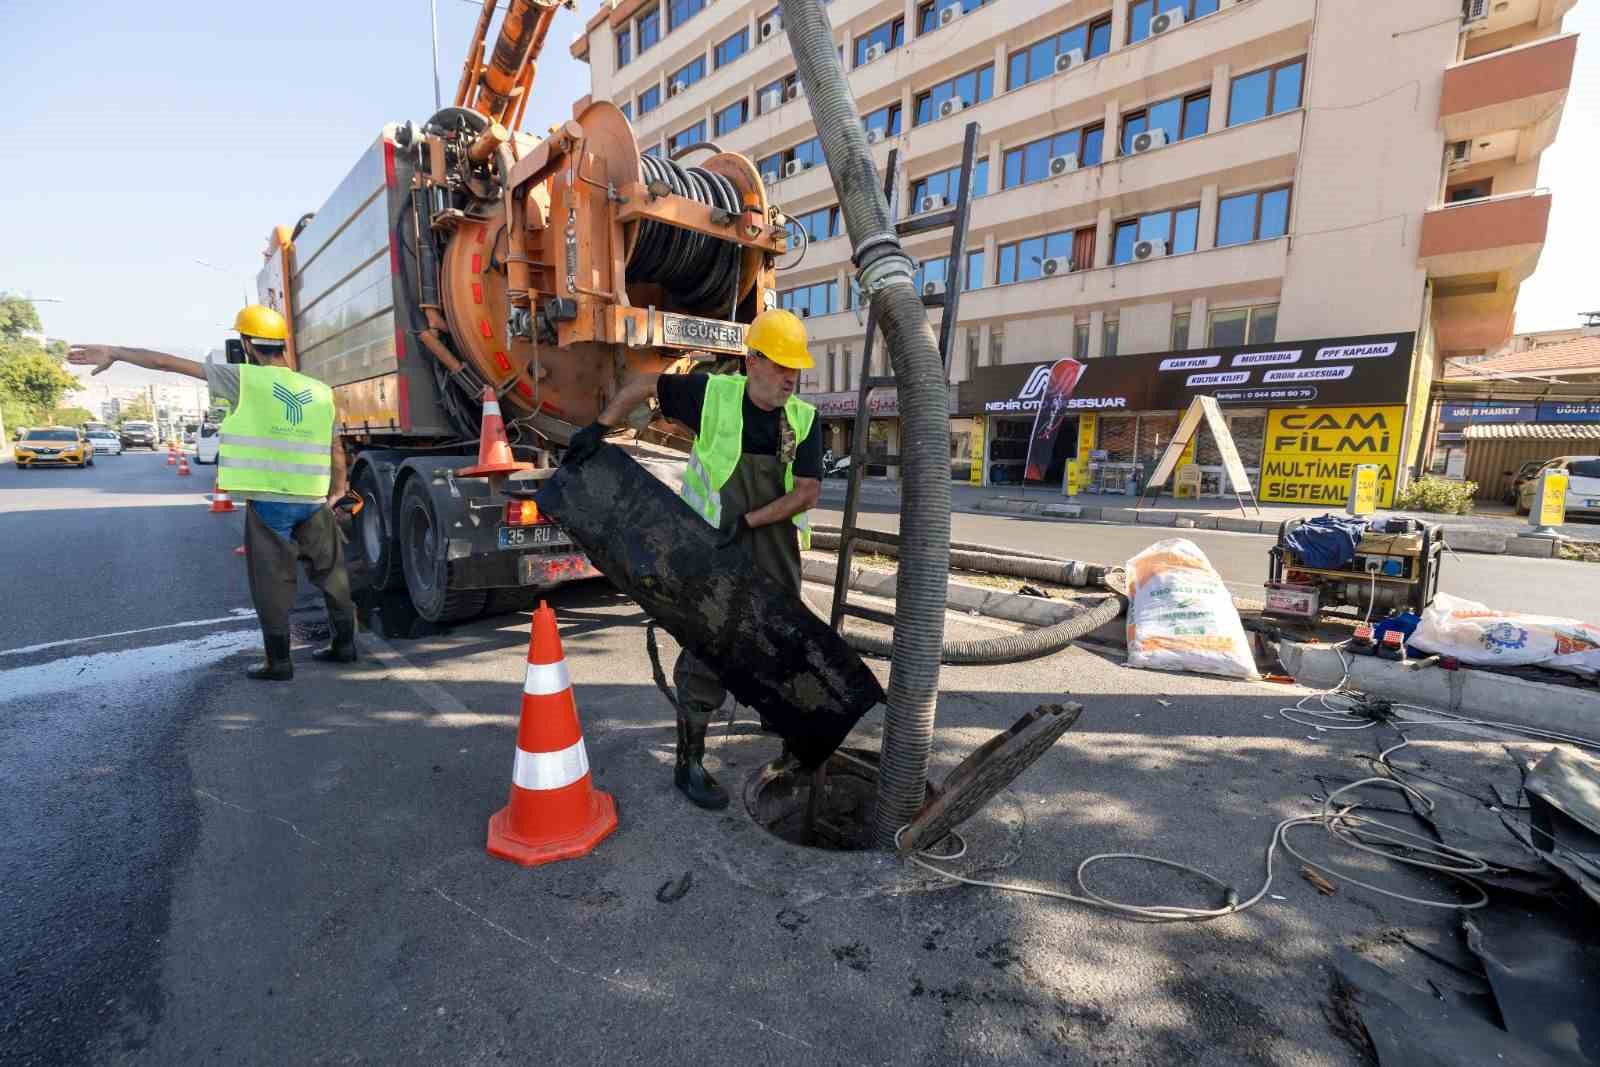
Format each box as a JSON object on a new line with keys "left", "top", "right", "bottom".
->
{"left": 817, "top": 500, "right": 1600, "bottom": 623}
{"left": 2, "top": 452, "right": 1573, "bottom": 1064}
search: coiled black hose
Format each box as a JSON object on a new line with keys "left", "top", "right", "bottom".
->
{"left": 841, "top": 591, "right": 1125, "bottom": 665}
{"left": 628, "top": 154, "right": 743, "bottom": 313}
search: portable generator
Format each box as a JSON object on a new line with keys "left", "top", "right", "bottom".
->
{"left": 1265, "top": 517, "right": 1444, "bottom": 620}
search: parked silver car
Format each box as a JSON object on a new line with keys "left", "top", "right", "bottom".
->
{"left": 1516, "top": 455, "right": 1600, "bottom": 517}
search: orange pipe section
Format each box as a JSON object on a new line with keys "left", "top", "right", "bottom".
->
{"left": 479, "top": 0, "right": 550, "bottom": 124}
{"left": 456, "top": 0, "right": 499, "bottom": 107}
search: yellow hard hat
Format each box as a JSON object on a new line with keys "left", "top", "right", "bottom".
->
{"left": 233, "top": 304, "right": 288, "bottom": 342}
{"left": 745, "top": 308, "right": 813, "bottom": 370}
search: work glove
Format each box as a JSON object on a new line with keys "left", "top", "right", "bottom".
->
{"left": 716, "top": 513, "right": 751, "bottom": 548}
{"left": 564, "top": 420, "right": 608, "bottom": 466}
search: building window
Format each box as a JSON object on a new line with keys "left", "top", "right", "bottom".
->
{"left": 643, "top": 143, "right": 663, "bottom": 157}
{"left": 617, "top": 27, "right": 633, "bottom": 68}
{"left": 1128, "top": 0, "right": 1219, "bottom": 45}
{"left": 668, "top": 121, "right": 705, "bottom": 156}
{"left": 1228, "top": 58, "right": 1305, "bottom": 126}
{"left": 909, "top": 159, "right": 989, "bottom": 208}
{"left": 995, "top": 227, "right": 1091, "bottom": 283}
{"left": 965, "top": 331, "right": 980, "bottom": 376}
{"left": 788, "top": 205, "right": 841, "bottom": 243}
{"left": 714, "top": 99, "right": 748, "bottom": 136}
{"left": 1112, "top": 205, "right": 1200, "bottom": 263}
{"left": 1120, "top": 91, "right": 1209, "bottom": 155}
{"left": 1207, "top": 304, "right": 1277, "bottom": 346}
{"left": 757, "top": 137, "right": 826, "bottom": 181}
{"left": 914, "top": 257, "right": 951, "bottom": 292}
{"left": 668, "top": 57, "right": 705, "bottom": 96}
{"left": 964, "top": 249, "right": 985, "bottom": 290}
{"left": 638, "top": 84, "right": 661, "bottom": 116}
{"left": 913, "top": 65, "right": 995, "bottom": 126}
{"left": 916, "top": 0, "right": 994, "bottom": 36}
{"left": 620, "top": 101, "right": 633, "bottom": 122}
{"left": 756, "top": 73, "right": 798, "bottom": 115}
{"left": 1006, "top": 16, "right": 1112, "bottom": 90}
{"left": 855, "top": 17, "right": 905, "bottom": 66}
{"left": 1171, "top": 311, "right": 1191, "bottom": 350}
{"left": 668, "top": 0, "right": 704, "bottom": 32}
{"left": 989, "top": 326, "right": 1004, "bottom": 365}
{"left": 715, "top": 29, "right": 748, "bottom": 68}
{"left": 863, "top": 102, "right": 903, "bottom": 138}
{"left": 779, "top": 280, "right": 839, "bottom": 317}
{"left": 1102, "top": 318, "right": 1120, "bottom": 357}
{"left": 1073, "top": 321, "right": 1090, "bottom": 358}
{"left": 637, "top": 6, "right": 661, "bottom": 52}
{"left": 1215, "top": 186, "right": 1291, "bottom": 247}
{"left": 1002, "top": 123, "right": 1104, "bottom": 188}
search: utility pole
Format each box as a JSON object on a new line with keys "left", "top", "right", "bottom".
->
{"left": 430, "top": 0, "right": 443, "bottom": 109}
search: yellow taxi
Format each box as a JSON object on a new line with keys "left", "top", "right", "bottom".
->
{"left": 14, "top": 426, "right": 95, "bottom": 468}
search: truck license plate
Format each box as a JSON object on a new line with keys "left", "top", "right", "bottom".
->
{"left": 498, "top": 524, "right": 571, "bottom": 550}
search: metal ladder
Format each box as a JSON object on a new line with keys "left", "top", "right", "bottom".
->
{"left": 828, "top": 120, "right": 981, "bottom": 633}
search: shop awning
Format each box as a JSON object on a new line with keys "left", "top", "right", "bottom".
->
{"left": 1463, "top": 422, "right": 1600, "bottom": 440}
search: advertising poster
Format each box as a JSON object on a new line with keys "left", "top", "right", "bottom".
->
{"left": 1260, "top": 406, "right": 1406, "bottom": 507}
{"left": 1023, "top": 359, "right": 1086, "bottom": 482}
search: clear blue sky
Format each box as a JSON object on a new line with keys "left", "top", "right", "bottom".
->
{"left": 1, "top": 0, "right": 596, "bottom": 358}
{"left": 2, "top": 2, "right": 1594, "bottom": 357}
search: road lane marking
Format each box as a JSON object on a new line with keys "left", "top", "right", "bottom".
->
{"left": 1, "top": 629, "right": 259, "bottom": 703}
{"left": 0, "top": 609, "right": 257, "bottom": 657}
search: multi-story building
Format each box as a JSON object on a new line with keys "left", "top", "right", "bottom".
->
{"left": 574, "top": 0, "right": 1578, "bottom": 505}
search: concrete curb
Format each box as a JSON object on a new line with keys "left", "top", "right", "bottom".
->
{"left": 1278, "top": 641, "right": 1600, "bottom": 734}
{"left": 964, "top": 496, "right": 1582, "bottom": 557}
{"left": 801, "top": 557, "right": 1127, "bottom": 647}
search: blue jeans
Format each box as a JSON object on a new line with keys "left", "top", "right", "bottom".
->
{"left": 249, "top": 501, "right": 323, "bottom": 540}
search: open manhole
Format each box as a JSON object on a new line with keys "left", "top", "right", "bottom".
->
{"left": 744, "top": 703, "right": 1081, "bottom": 853}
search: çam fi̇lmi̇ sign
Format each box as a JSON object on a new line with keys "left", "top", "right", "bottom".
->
{"left": 1259, "top": 406, "right": 1406, "bottom": 507}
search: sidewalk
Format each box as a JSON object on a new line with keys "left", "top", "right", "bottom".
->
{"left": 820, "top": 478, "right": 1599, "bottom": 557}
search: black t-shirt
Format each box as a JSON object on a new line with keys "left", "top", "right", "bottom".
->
{"left": 656, "top": 375, "right": 822, "bottom": 479}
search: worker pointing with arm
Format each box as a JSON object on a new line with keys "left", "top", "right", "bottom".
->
{"left": 565, "top": 308, "right": 822, "bottom": 810}
{"left": 69, "top": 305, "right": 358, "bottom": 681}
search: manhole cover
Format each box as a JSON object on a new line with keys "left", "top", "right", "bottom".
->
{"left": 745, "top": 748, "right": 944, "bottom": 852}
{"left": 897, "top": 702, "right": 1083, "bottom": 856}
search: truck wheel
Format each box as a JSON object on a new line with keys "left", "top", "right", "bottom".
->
{"left": 353, "top": 464, "right": 400, "bottom": 591}
{"left": 482, "top": 586, "right": 543, "bottom": 617}
{"left": 399, "top": 478, "right": 486, "bottom": 623}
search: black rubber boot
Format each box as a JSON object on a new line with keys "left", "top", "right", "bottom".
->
{"left": 674, "top": 712, "right": 729, "bottom": 810}
{"left": 247, "top": 634, "right": 294, "bottom": 682}
{"left": 311, "top": 619, "right": 358, "bottom": 663}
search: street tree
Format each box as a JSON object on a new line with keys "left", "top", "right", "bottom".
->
{"left": 0, "top": 293, "right": 81, "bottom": 427}
{"left": 119, "top": 395, "right": 155, "bottom": 423}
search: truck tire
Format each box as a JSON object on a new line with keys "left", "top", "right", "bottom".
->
{"left": 482, "top": 586, "right": 543, "bottom": 617}
{"left": 399, "top": 477, "right": 486, "bottom": 623}
{"left": 353, "top": 463, "right": 400, "bottom": 591}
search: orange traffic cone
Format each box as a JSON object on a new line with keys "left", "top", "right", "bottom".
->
{"left": 209, "top": 488, "right": 235, "bottom": 513}
{"left": 458, "top": 387, "right": 531, "bottom": 478}
{"left": 234, "top": 543, "right": 247, "bottom": 556}
{"left": 487, "top": 601, "right": 618, "bottom": 866}
{"left": 166, "top": 451, "right": 177, "bottom": 466}
{"left": 177, "top": 456, "right": 191, "bottom": 476}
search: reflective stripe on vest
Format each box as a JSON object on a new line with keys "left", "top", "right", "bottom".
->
{"left": 677, "top": 375, "right": 816, "bottom": 549}
{"left": 217, "top": 364, "right": 336, "bottom": 500}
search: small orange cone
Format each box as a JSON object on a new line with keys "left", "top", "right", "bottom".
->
{"left": 209, "top": 488, "right": 236, "bottom": 513}
{"left": 234, "top": 543, "right": 247, "bottom": 556}
{"left": 166, "top": 451, "right": 177, "bottom": 466}
{"left": 487, "top": 602, "right": 618, "bottom": 866}
{"left": 458, "top": 387, "right": 532, "bottom": 478}
{"left": 177, "top": 456, "right": 191, "bottom": 476}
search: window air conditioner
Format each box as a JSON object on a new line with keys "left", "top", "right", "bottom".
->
{"left": 1149, "top": 8, "right": 1185, "bottom": 34}
{"left": 761, "top": 89, "right": 782, "bottom": 111}
{"left": 923, "top": 280, "right": 946, "bottom": 296}
{"left": 1447, "top": 139, "right": 1472, "bottom": 168}
{"left": 1133, "top": 239, "right": 1168, "bottom": 261}
{"left": 759, "top": 17, "right": 780, "bottom": 40}
{"left": 762, "top": 170, "right": 781, "bottom": 186}
{"left": 668, "top": 79, "right": 686, "bottom": 96}
{"left": 784, "top": 158, "right": 810, "bottom": 177}
{"left": 1463, "top": 0, "right": 1489, "bottom": 23}
{"left": 1041, "top": 256, "right": 1070, "bottom": 277}
{"left": 938, "top": 5, "right": 960, "bottom": 27}
{"left": 1048, "top": 153, "right": 1079, "bottom": 176}
{"left": 938, "top": 96, "right": 966, "bottom": 119}
{"left": 1129, "top": 128, "right": 1168, "bottom": 154}
{"left": 1054, "top": 48, "right": 1085, "bottom": 73}
{"left": 918, "top": 194, "right": 946, "bottom": 213}
{"left": 864, "top": 42, "right": 886, "bottom": 63}
{"left": 796, "top": 306, "right": 810, "bottom": 317}
{"left": 784, "top": 80, "right": 803, "bottom": 101}
{"left": 866, "top": 128, "right": 885, "bottom": 145}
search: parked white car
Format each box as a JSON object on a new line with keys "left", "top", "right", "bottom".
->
{"left": 194, "top": 420, "right": 220, "bottom": 464}
{"left": 1517, "top": 455, "right": 1600, "bottom": 518}
{"left": 85, "top": 430, "right": 123, "bottom": 456}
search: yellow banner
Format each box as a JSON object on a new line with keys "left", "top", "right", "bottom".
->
{"left": 1066, "top": 414, "right": 1096, "bottom": 495}
{"left": 969, "top": 416, "right": 986, "bottom": 485}
{"left": 1537, "top": 471, "right": 1569, "bottom": 527}
{"left": 1260, "top": 406, "right": 1405, "bottom": 507}
{"left": 1348, "top": 464, "right": 1380, "bottom": 515}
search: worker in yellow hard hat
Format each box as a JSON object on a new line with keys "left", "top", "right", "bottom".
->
{"left": 565, "top": 307, "right": 820, "bottom": 809}
{"left": 70, "top": 304, "right": 357, "bottom": 680}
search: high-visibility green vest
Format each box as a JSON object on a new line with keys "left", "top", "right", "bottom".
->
{"left": 679, "top": 375, "right": 815, "bottom": 549}
{"left": 217, "top": 364, "right": 335, "bottom": 502}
